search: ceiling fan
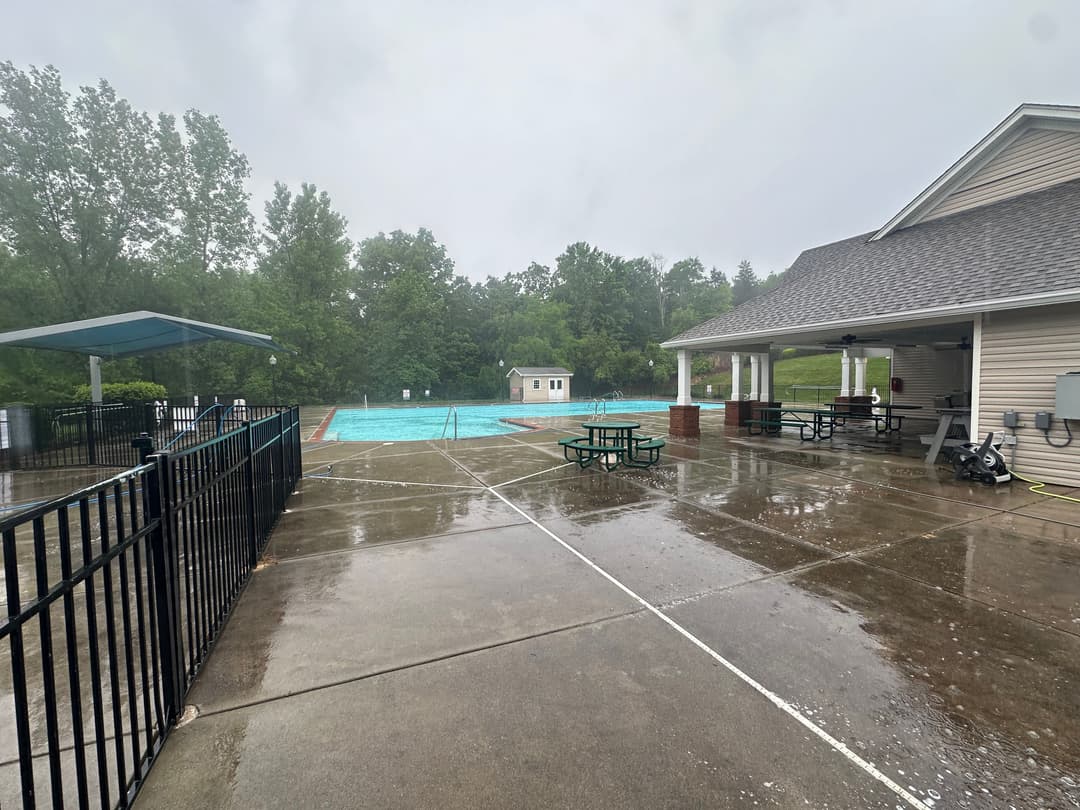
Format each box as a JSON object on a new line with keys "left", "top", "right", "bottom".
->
{"left": 932, "top": 337, "right": 972, "bottom": 351}
{"left": 823, "top": 333, "right": 885, "bottom": 349}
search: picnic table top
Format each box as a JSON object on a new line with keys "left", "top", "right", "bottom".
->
{"left": 824, "top": 402, "right": 923, "bottom": 411}
{"left": 752, "top": 406, "right": 834, "bottom": 416}
{"left": 583, "top": 420, "right": 641, "bottom": 430}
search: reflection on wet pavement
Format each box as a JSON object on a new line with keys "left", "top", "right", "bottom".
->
{"left": 10, "top": 406, "right": 1078, "bottom": 808}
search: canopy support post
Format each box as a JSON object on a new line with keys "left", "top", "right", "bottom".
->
{"left": 89, "top": 355, "right": 103, "bottom": 404}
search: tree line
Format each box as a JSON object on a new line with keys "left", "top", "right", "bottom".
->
{"left": 0, "top": 63, "right": 780, "bottom": 405}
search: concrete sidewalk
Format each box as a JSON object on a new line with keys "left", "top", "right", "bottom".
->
{"left": 133, "top": 408, "right": 1080, "bottom": 808}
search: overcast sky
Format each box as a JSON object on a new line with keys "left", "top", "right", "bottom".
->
{"left": 2, "top": 0, "right": 1079, "bottom": 281}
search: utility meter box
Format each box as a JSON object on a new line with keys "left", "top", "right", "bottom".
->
{"left": 1056, "top": 373, "right": 1080, "bottom": 420}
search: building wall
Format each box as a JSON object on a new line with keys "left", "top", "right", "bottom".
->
{"left": 977, "top": 302, "right": 1080, "bottom": 487}
{"left": 890, "top": 345, "right": 966, "bottom": 425}
{"left": 519, "top": 375, "right": 571, "bottom": 403}
{"left": 507, "top": 371, "right": 524, "bottom": 401}
{"left": 923, "top": 127, "right": 1080, "bottom": 222}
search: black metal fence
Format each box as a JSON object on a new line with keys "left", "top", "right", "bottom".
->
{"left": 1, "top": 407, "right": 301, "bottom": 808}
{"left": 0, "top": 401, "right": 288, "bottom": 471}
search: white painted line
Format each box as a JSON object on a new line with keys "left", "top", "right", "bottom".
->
{"left": 493, "top": 462, "right": 577, "bottom": 489}
{"left": 488, "top": 487, "right": 931, "bottom": 810}
{"left": 308, "top": 475, "right": 485, "bottom": 490}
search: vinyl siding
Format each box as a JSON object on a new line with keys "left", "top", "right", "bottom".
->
{"left": 977, "top": 302, "right": 1080, "bottom": 487}
{"left": 520, "top": 375, "right": 571, "bottom": 403}
{"left": 922, "top": 127, "right": 1080, "bottom": 222}
{"left": 890, "top": 346, "right": 966, "bottom": 428}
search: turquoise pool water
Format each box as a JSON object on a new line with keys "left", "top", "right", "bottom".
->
{"left": 324, "top": 400, "right": 724, "bottom": 441}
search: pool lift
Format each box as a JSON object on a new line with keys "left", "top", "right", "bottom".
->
{"left": 952, "top": 432, "right": 1012, "bottom": 485}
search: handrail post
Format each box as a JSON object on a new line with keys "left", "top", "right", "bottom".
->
{"left": 146, "top": 451, "right": 183, "bottom": 724}
{"left": 276, "top": 410, "right": 287, "bottom": 509}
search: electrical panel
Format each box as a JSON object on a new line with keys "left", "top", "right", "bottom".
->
{"left": 1034, "top": 411, "right": 1052, "bottom": 430}
{"left": 1002, "top": 411, "right": 1019, "bottom": 428}
{"left": 1056, "top": 373, "right": 1080, "bottom": 420}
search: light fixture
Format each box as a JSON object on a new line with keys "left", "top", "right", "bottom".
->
{"left": 268, "top": 355, "right": 277, "bottom": 367}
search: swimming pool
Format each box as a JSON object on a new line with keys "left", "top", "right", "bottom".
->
{"left": 322, "top": 400, "right": 724, "bottom": 442}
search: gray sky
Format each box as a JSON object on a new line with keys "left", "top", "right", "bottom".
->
{"left": 3, "top": 0, "right": 1079, "bottom": 281}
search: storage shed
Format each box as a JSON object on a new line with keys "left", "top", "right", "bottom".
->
{"left": 506, "top": 367, "right": 573, "bottom": 403}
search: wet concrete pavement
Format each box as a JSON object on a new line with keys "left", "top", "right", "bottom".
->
{"left": 8, "top": 405, "right": 1079, "bottom": 807}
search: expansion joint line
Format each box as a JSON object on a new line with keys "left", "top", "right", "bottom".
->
{"left": 482, "top": 482, "right": 932, "bottom": 810}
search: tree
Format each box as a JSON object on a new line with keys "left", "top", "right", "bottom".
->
{"left": 159, "top": 110, "right": 255, "bottom": 281}
{"left": 254, "top": 182, "right": 356, "bottom": 401}
{"left": 355, "top": 229, "right": 461, "bottom": 400}
{"left": 0, "top": 62, "right": 172, "bottom": 319}
{"left": 731, "top": 259, "right": 759, "bottom": 307}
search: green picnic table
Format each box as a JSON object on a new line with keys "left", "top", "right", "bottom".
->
{"left": 558, "top": 420, "right": 665, "bottom": 470}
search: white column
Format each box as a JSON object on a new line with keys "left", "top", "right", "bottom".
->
{"left": 760, "top": 352, "right": 773, "bottom": 403}
{"left": 676, "top": 349, "right": 693, "bottom": 405}
{"left": 89, "top": 355, "right": 103, "bottom": 404}
{"left": 969, "top": 316, "right": 982, "bottom": 438}
{"left": 853, "top": 356, "right": 868, "bottom": 397}
{"left": 748, "top": 354, "right": 760, "bottom": 400}
{"left": 730, "top": 353, "right": 742, "bottom": 400}
{"left": 839, "top": 349, "right": 851, "bottom": 398}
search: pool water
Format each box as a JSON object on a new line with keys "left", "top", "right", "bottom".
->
{"left": 324, "top": 400, "right": 724, "bottom": 442}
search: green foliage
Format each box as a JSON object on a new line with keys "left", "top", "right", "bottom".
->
{"left": 73, "top": 380, "right": 168, "bottom": 403}
{"left": 0, "top": 62, "right": 782, "bottom": 406}
{"left": 701, "top": 354, "right": 892, "bottom": 403}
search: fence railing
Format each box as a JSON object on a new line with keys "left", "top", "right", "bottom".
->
{"left": 0, "top": 406, "right": 301, "bottom": 808}
{"left": 0, "top": 401, "right": 289, "bottom": 471}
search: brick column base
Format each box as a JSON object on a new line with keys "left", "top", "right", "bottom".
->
{"left": 724, "top": 400, "right": 753, "bottom": 427}
{"left": 669, "top": 405, "right": 701, "bottom": 438}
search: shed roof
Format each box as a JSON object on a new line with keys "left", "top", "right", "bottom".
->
{"left": 663, "top": 176, "right": 1080, "bottom": 348}
{"left": 505, "top": 366, "right": 573, "bottom": 378}
{"left": 0, "top": 311, "right": 286, "bottom": 358}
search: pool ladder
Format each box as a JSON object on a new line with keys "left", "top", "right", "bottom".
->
{"left": 591, "top": 398, "right": 607, "bottom": 419}
{"left": 441, "top": 404, "right": 458, "bottom": 440}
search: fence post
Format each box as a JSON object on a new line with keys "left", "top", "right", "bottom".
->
{"left": 146, "top": 451, "right": 183, "bottom": 724}
{"left": 276, "top": 410, "right": 287, "bottom": 509}
{"left": 85, "top": 404, "right": 97, "bottom": 466}
{"left": 244, "top": 421, "right": 259, "bottom": 567}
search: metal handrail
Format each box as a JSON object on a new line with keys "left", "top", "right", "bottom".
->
{"left": 162, "top": 402, "right": 225, "bottom": 450}
{"left": 441, "top": 404, "right": 458, "bottom": 440}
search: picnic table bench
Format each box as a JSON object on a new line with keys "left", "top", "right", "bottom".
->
{"left": 558, "top": 420, "right": 665, "bottom": 470}
{"left": 827, "top": 402, "right": 921, "bottom": 433}
{"left": 746, "top": 407, "right": 834, "bottom": 440}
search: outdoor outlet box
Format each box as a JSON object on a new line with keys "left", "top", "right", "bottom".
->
{"left": 1002, "top": 411, "right": 1019, "bottom": 428}
{"left": 1034, "top": 411, "right": 1052, "bottom": 431}
{"left": 1056, "top": 372, "right": 1080, "bottom": 420}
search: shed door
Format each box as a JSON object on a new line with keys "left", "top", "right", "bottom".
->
{"left": 548, "top": 378, "right": 565, "bottom": 401}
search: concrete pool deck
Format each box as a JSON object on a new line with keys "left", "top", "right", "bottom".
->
{"left": 35, "top": 405, "right": 1080, "bottom": 807}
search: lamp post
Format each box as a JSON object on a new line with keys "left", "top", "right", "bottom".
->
{"left": 648, "top": 359, "right": 654, "bottom": 399}
{"left": 269, "top": 354, "right": 278, "bottom": 404}
{"left": 498, "top": 359, "right": 504, "bottom": 400}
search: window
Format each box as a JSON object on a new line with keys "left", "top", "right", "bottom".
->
{"left": 532, "top": 379, "right": 541, "bottom": 390}
{"left": 549, "top": 379, "right": 562, "bottom": 390}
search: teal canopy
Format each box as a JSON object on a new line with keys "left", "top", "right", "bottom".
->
{"left": 0, "top": 311, "right": 286, "bottom": 358}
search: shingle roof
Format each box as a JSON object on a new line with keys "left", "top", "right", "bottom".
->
{"left": 664, "top": 177, "right": 1080, "bottom": 346}
{"left": 506, "top": 367, "right": 573, "bottom": 377}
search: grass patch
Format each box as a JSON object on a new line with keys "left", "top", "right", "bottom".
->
{"left": 699, "top": 352, "right": 892, "bottom": 404}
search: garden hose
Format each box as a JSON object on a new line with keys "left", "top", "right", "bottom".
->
{"left": 1009, "top": 470, "right": 1080, "bottom": 504}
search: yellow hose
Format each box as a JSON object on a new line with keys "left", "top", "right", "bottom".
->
{"left": 1009, "top": 471, "right": 1080, "bottom": 504}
